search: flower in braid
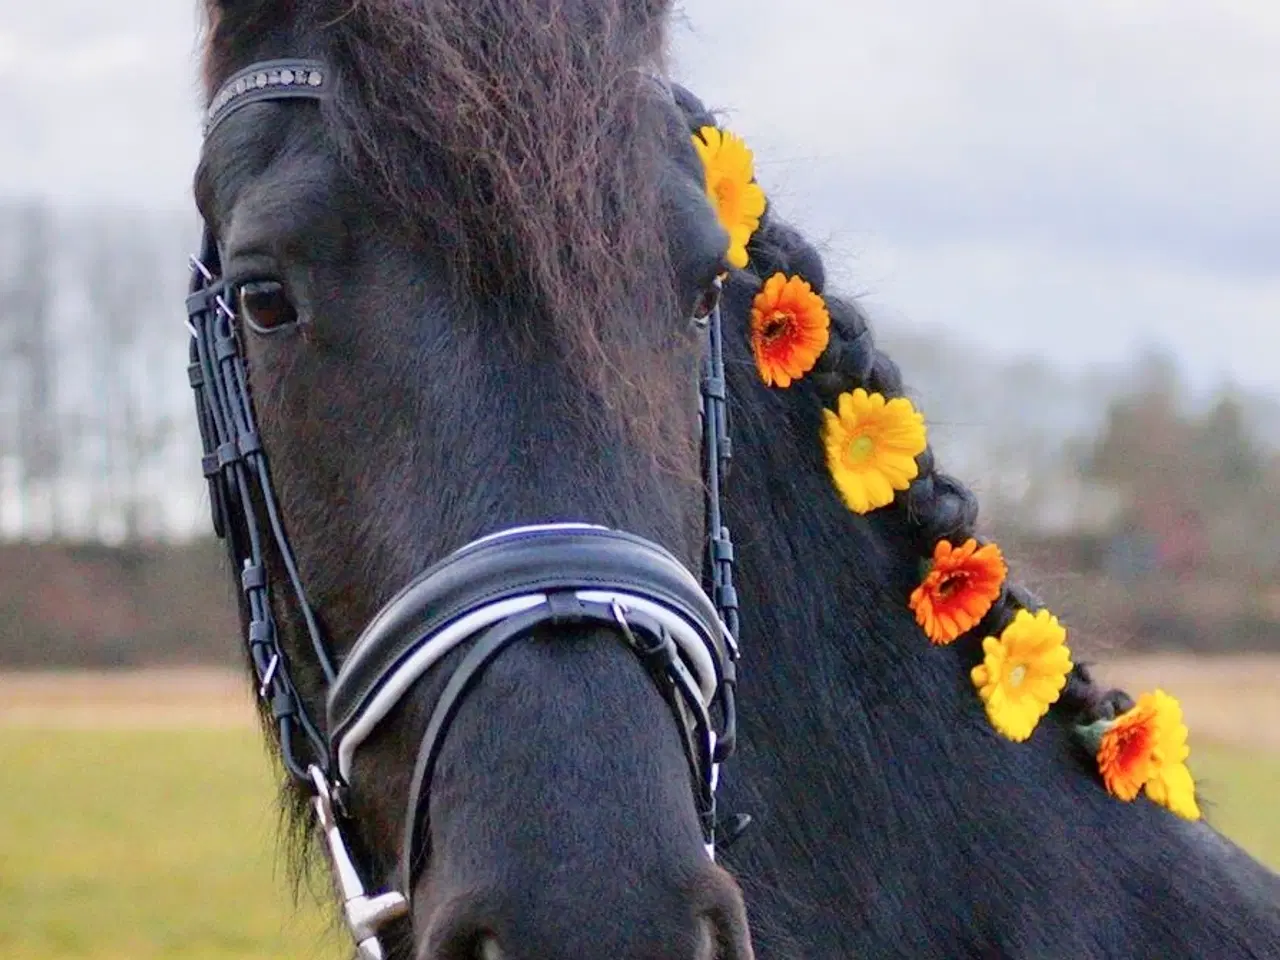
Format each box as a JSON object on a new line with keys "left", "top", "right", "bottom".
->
{"left": 673, "top": 82, "right": 1198, "bottom": 817}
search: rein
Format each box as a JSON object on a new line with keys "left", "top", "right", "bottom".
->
{"left": 187, "top": 58, "right": 742, "bottom": 960}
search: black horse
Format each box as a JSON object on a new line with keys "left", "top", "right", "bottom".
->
{"left": 191, "top": 2, "right": 754, "bottom": 959}
{"left": 191, "top": 1, "right": 1278, "bottom": 957}
{"left": 671, "top": 87, "right": 1280, "bottom": 959}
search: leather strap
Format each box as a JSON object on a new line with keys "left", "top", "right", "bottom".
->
{"left": 395, "top": 595, "right": 710, "bottom": 892}
{"left": 328, "top": 526, "right": 728, "bottom": 744}
{"left": 204, "top": 58, "right": 331, "bottom": 136}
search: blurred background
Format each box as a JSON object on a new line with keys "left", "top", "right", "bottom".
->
{"left": 1, "top": 2, "right": 1277, "bottom": 958}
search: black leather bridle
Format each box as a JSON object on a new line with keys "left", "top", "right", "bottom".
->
{"left": 188, "top": 58, "right": 742, "bottom": 960}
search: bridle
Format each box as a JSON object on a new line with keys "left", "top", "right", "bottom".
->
{"left": 187, "top": 58, "right": 743, "bottom": 960}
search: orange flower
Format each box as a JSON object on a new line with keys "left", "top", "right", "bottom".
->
{"left": 749, "top": 273, "right": 831, "bottom": 387}
{"left": 1097, "top": 689, "right": 1200, "bottom": 819}
{"left": 909, "top": 538, "right": 1007, "bottom": 645}
{"left": 1096, "top": 694, "right": 1165, "bottom": 801}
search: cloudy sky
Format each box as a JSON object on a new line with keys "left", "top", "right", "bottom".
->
{"left": 3, "top": 1, "right": 1277, "bottom": 393}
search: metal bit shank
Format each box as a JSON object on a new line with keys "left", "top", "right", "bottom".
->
{"left": 308, "top": 766, "right": 409, "bottom": 960}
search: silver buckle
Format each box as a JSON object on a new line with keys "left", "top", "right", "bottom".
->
{"left": 307, "top": 766, "right": 410, "bottom": 960}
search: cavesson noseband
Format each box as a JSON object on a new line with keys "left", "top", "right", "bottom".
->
{"left": 188, "top": 58, "right": 742, "bottom": 960}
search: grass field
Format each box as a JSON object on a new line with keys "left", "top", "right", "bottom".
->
{"left": 0, "top": 728, "right": 347, "bottom": 960}
{"left": 0, "top": 662, "right": 1277, "bottom": 959}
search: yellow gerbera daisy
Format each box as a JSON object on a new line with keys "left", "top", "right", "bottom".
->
{"left": 821, "top": 388, "right": 927, "bottom": 514}
{"left": 970, "top": 608, "right": 1073, "bottom": 742}
{"left": 1144, "top": 755, "right": 1201, "bottom": 821}
{"left": 692, "top": 125, "right": 765, "bottom": 270}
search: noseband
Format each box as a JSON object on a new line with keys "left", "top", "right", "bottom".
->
{"left": 189, "top": 60, "right": 742, "bottom": 960}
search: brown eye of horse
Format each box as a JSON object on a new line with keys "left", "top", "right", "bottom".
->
{"left": 691, "top": 279, "right": 722, "bottom": 325}
{"left": 237, "top": 280, "right": 298, "bottom": 333}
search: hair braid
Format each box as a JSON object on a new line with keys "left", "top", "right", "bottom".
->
{"left": 672, "top": 84, "right": 1132, "bottom": 731}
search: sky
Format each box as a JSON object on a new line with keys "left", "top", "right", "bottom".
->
{"left": 2, "top": 0, "right": 1277, "bottom": 393}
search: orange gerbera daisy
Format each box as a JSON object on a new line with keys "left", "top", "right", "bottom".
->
{"left": 692, "top": 126, "right": 765, "bottom": 270}
{"left": 749, "top": 273, "right": 831, "bottom": 387}
{"left": 1096, "top": 691, "right": 1169, "bottom": 801}
{"left": 909, "top": 538, "right": 1007, "bottom": 645}
{"left": 1096, "top": 689, "right": 1201, "bottom": 819}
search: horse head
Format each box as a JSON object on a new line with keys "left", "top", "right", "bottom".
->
{"left": 188, "top": 2, "right": 750, "bottom": 958}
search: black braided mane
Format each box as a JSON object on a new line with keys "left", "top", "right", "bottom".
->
{"left": 672, "top": 83, "right": 1280, "bottom": 959}
{"left": 673, "top": 84, "right": 1132, "bottom": 733}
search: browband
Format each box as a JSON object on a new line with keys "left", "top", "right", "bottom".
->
{"left": 204, "top": 58, "right": 331, "bottom": 137}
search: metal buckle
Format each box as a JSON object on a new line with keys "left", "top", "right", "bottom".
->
{"left": 609, "top": 599, "right": 638, "bottom": 647}
{"left": 307, "top": 766, "right": 409, "bottom": 960}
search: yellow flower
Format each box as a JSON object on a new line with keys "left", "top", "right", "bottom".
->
{"left": 970, "top": 608, "right": 1073, "bottom": 742}
{"left": 692, "top": 125, "right": 765, "bottom": 270}
{"left": 1145, "top": 757, "right": 1201, "bottom": 821}
{"left": 821, "top": 388, "right": 927, "bottom": 514}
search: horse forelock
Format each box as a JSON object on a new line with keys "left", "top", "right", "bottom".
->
{"left": 201, "top": 0, "right": 695, "bottom": 478}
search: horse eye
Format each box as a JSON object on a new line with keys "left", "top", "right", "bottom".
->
{"left": 691, "top": 279, "right": 722, "bottom": 325}
{"left": 237, "top": 280, "right": 298, "bottom": 333}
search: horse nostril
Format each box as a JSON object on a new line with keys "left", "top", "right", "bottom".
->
{"left": 427, "top": 929, "right": 501, "bottom": 960}
{"left": 702, "top": 911, "right": 755, "bottom": 960}
{"left": 421, "top": 879, "right": 752, "bottom": 960}
{"left": 695, "top": 916, "right": 717, "bottom": 960}
{"left": 700, "top": 871, "right": 756, "bottom": 960}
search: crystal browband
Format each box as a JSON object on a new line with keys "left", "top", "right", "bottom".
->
{"left": 204, "top": 58, "right": 331, "bottom": 136}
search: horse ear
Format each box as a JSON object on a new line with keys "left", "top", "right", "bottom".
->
{"left": 206, "top": 0, "right": 289, "bottom": 21}
{"left": 670, "top": 83, "right": 714, "bottom": 133}
{"left": 627, "top": 0, "right": 672, "bottom": 18}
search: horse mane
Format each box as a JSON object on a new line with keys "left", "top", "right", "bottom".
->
{"left": 669, "top": 84, "right": 1131, "bottom": 736}
{"left": 674, "top": 84, "right": 1280, "bottom": 955}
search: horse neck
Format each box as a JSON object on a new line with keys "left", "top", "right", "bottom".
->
{"left": 715, "top": 305, "right": 1280, "bottom": 960}
{"left": 722, "top": 334, "right": 948, "bottom": 685}
{"left": 716, "top": 351, "right": 987, "bottom": 948}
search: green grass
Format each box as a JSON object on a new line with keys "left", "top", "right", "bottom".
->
{"left": 0, "top": 730, "right": 1276, "bottom": 959}
{"left": 1190, "top": 742, "right": 1280, "bottom": 868}
{"left": 0, "top": 729, "right": 345, "bottom": 960}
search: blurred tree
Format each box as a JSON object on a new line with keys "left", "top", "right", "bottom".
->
{"left": 81, "top": 212, "right": 156, "bottom": 542}
{"left": 1192, "top": 393, "right": 1263, "bottom": 493}
{"left": 1, "top": 201, "right": 60, "bottom": 538}
{"left": 1082, "top": 379, "right": 1191, "bottom": 505}
{"left": 1130, "top": 344, "right": 1182, "bottom": 402}
{"left": 1080, "top": 350, "right": 1279, "bottom": 576}
{"left": 0, "top": 204, "right": 16, "bottom": 535}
